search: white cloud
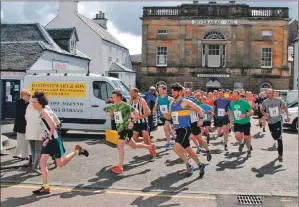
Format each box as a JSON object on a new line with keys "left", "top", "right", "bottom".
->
{"left": 107, "top": 21, "right": 142, "bottom": 55}
{"left": 1, "top": 10, "right": 4, "bottom": 19}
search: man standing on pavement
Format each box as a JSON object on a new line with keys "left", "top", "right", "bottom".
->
{"left": 105, "top": 89, "right": 156, "bottom": 174}
{"left": 164, "top": 83, "right": 206, "bottom": 178}
{"left": 144, "top": 86, "right": 157, "bottom": 133}
{"left": 260, "top": 89, "right": 290, "bottom": 162}
{"left": 255, "top": 92, "right": 267, "bottom": 132}
{"left": 13, "top": 89, "right": 31, "bottom": 161}
{"left": 213, "top": 89, "right": 231, "bottom": 151}
{"left": 129, "top": 88, "right": 154, "bottom": 161}
{"left": 229, "top": 90, "right": 254, "bottom": 157}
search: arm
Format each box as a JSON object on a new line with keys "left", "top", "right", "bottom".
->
{"left": 182, "top": 99, "right": 204, "bottom": 118}
{"left": 164, "top": 101, "right": 173, "bottom": 120}
{"left": 152, "top": 98, "right": 158, "bottom": 115}
{"left": 139, "top": 98, "right": 151, "bottom": 119}
{"left": 281, "top": 102, "right": 290, "bottom": 119}
{"left": 168, "top": 96, "right": 174, "bottom": 103}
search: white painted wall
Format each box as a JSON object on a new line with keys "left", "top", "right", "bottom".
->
{"left": 294, "top": 41, "right": 298, "bottom": 90}
{"left": 112, "top": 72, "right": 136, "bottom": 88}
{"left": 30, "top": 51, "right": 89, "bottom": 71}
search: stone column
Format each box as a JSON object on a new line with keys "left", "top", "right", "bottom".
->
{"left": 220, "top": 44, "right": 223, "bottom": 67}
{"left": 205, "top": 44, "right": 208, "bottom": 67}
{"left": 231, "top": 25, "right": 237, "bottom": 66}
{"left": 141, "top": 24, "right": 148, "bottom": 66}
{"left": 243, "top": 24, "right": 252, "bottom": 67}
{"left": 179, "top": 25, "right": 186, "bottom": 65}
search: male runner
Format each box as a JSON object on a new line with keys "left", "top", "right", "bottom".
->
{"left": 229, "top": 90, "right": 254, "bottom": 157}
{"left": 255, "top": 92, "right": 267, "bottom": 132}
{"left": 105, "top": 90, "right": 156, "bottom": 174}
{"left": 164, "top": 83, "right": 206, "bottom": 178}
{"left": 246, "top": 92, "right": 256, "bottom": 109}
{"left": 214, "top": 89, "right": 231, "bottom": 150}
{"left": 200, "top": 96, "right": 214, "bottom": 144}
{"left": 260, "top": 89, "right": 290, "bottom": 162}
{"left": 184, "top": 89, "right": 212, "bottom": 161}
{"left": 129, "top": 88, "right": 154, "bottom": 161}
{"left": 31, "top": 91, "right": 89, "bottom": 195}
{"left": 153, "top": 85, "right": 175, "bottom": 150}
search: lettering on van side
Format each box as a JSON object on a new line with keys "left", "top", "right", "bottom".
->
{"left": 52, "top": 108, "right": 83, "bottom": 113}
{"left": 49, "top": 101, "right": 84, "bottom": 106}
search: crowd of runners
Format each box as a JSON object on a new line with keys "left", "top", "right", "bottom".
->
{"left": 28, "top": 83, "right": 290, "bottom": 195}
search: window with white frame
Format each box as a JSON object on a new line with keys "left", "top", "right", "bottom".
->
{"left": 158, "top": 29, "right": 167, "bottom": 35}
{"left": 70, "top": 40, "right": 76, "bottom": 54}
{"left": 262, "top": 31, "right": 272, "bottom": 37}
{"left": 261, "top": 48, "right": 272, "bottom": 68}
{"left": 156, "top": 47, "right": 167, "bottom": 66}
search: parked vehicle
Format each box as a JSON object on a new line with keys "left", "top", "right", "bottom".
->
{"left": 274, "top": 90, "right": 298, "bottom": 105}
{"left": 23, "top": 73, "right": 131, "bottom": 134}
{"left": 282, "top": 101, "right": 298, "bottom": 132}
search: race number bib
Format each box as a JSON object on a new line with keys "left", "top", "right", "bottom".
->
{"left": 269, "top": 107, "right": 279, "bottom": 117}
{"left": 171, "top": 112, "right": 179, "bottom": 124}
{"left": 160, "top": 105, "right": 168, "bottom": 113}
{"left": 218, "top": 108, "right": 225, "bottom": 117}
{"left": 203, "top": 114, "right": 208, "bottom": 121}
{"left": 234, "top": 110, "right": 242, "bottom": 120}
{"left": 114, "top": 112, "right": 123, "bottom": 124}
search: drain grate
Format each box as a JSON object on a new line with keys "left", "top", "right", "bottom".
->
{"left": 237, "top": 196, "right": 263, "bottom": 205}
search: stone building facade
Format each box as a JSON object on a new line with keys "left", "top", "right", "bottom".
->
{"left": 139, "top": 1, "right": 291, "bottom": 93}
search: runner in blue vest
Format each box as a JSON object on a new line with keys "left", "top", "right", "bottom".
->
{"left": 153, "top": 85, "right": 175, "bottom": 150}
{"left": 164, "top": 83, "right": 206, "bottom": 178}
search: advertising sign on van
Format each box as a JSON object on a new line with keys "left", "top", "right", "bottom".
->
{"left": 30, "top": 82, "right": 86, "bottom": 98}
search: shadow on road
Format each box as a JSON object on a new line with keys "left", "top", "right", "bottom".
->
{"left": 252, "top": 132, "right": 266, "bottom": 139}
{"left": 261, "top": 144, "right": 277, "bottom": 152}
{"left": 216, "top": 156, "right": 248, "bottom": 171}
{"left": 251, "top": 158, "right": 286, "bottom": 178}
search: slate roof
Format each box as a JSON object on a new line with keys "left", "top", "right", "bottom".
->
{"left": 130, "top": 54, "right": 142, "bottom": 63}
{"left": 76, "top": 13, "right": 127, "bottom": 49}
{"left": 47, "top": 27, "right": 79, "bottom": 40}
{"left": 109, "top": 62, "right": 135, "bottom": 73}
{"left": 1, "top": 23, "right": 90, "bottom": 71}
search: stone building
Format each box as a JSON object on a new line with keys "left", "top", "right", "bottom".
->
{"left": 139, "top": 1, "right": 290, "bottom": 93}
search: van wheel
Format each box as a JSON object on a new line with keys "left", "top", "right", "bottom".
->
{"left": 60, "top": 130, "right": 68, "bottom": 137}
{"left": 292, "top": 118, "right": 298, "bottom": 132}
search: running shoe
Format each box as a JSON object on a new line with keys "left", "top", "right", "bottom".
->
{"left": 74, "top": 145, "right": 89, "bottom": 157}
{"left": 263, "top": 128, "right": 266, "bottom": 133}
{"left": 196, "top": 148, "right": 201, "bottom": 154}
{"left": 33, "top": 169, "right": 42, "bottom": 175}
{"left": 247, "top": 150, "right": 251, "bottom": 158}
{"left": 166, "top": 143, "right": 172, "bottom": 151}
{"left": 224, "top": 144, "right": 228, "bottom": 151}
{"left": 149, "top": 156, "right": 155, "bottom": 162}
{"left": 278, "top": 155, "right": 283, "bottom": 162}
{"left": 32, "top": 186, "right": 50, "bottom": 195}
{"left": 198, "top": 163, "right": 205, "bottom": 178}
{"left": 238, "top": 142, "right": 245, "bottom": 153}
{"left": 206, "top": 134, "right": 210, "bottom": 144}
{"left": 207, "top": 152, "right": 212, "bottom": 161}
{"left": 149, "top": 144, "right": 157, "bottom": 157}
{"left": 250, "top": 145, "right": 253, "bottom": 151}
{"left": 110, "top": 165, "right": 124, "bottom": 174}
{"left": 199, "top": 144, "right": 203, "bottom": 148}
{"left": 186, "top": 165, "right": 194, "bottom": 177}
{"left": 259, "top": 123, "right": 262, "bottom": 128}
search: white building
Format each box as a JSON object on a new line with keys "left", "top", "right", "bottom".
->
{"left": 293, "top": 38, "right": 298, "bottom": 90}
{"left": 46, "top": 1, "right": 136, "bottom": 88}
{"left": 1, "top": 23, "right": 90, "bottom": 119}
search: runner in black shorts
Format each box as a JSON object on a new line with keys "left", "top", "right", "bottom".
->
{"left": 105, "top": 89, "right": 156, "bottom": 174}
{"left": 200, "top": 96, "right": 214, "bottom": 144}
{"left": 255, "top": 92, "right": 267, "bottom": 132}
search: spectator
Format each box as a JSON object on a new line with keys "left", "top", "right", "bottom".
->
{"left": 144, "top": 86, "right": 157, "bottom": 132}
{"left": 13, "top": 89, "right": 31, "bottom": 160}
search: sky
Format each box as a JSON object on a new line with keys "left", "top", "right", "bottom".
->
{"left": 1, "top": 1, "right": 298, "bottom": 55}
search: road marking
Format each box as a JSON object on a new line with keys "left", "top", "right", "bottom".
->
{"left": 1, "top": 184, "right": 216, "bottom": 200}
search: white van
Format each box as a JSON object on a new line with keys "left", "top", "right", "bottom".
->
{"left": 23, "top": 73, "right": 131, "bottom": 134}
{"left": 274, "top": 90, "right": 298, "bottom": 105}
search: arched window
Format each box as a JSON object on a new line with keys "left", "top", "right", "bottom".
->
{"left": 203, "top": 31, "right": 226, "bottom": 40}
{"left": 260, "top": 83, "right": 272, "bottom": 92}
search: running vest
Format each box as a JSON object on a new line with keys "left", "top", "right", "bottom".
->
{"left": 186, "top": 97, "right": 198, "bottom": 123}
{"left": 157, "top": 95, "right": 169, "bottom": 118}
{"left": 171, "top": 98, "right": 191, "bottom": 129}
{"left": 39, "top": 110, "right": 59, "bottom": 139}
{"left": 131, "top": 97, "right": 147, "bottom": 124}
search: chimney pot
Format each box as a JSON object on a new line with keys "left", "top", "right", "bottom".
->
{"left": 193, "top": 1, "right": 199, "bottom": 4}
{"left": 102, "top": 13, "right": 105, "bottom": 18}
{"left": 229, "top": 1, "right": 236, "bottom": 4}
{"left": 96, "top": 13, "right": 99, "bottom": 18}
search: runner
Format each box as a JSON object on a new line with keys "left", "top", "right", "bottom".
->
{"left": 260, "top": 89, "right": 290, "bottom": 162}
{"left": 229, "top": 90, "right": 254, "bottom": 157}
{"left": 164, "top": 83, "right": 206, "bottom": 178}
{"left": 153, "top": 85, "right": 175, "bottom": 150}
{"left": 255, "top": 92, "right": 267, "bottom": 132}
{"left": 213, "top": 89, "right": 231, "bottom": 151}
{"left": 105, "top": 89, "right": 156, "bottom": 174}
{"left": 129, "top": 88, "right": 154, "bottom": 161}
{"left": 200, "top": 96, "right": 214, "bottom": 145}
{"left": 246, "top": 91, "right": 256, "bottom": 109}
{"left": 31, "top": 91, "right": 89, "bottom": 195}
{"left": 185, "top": 89, "right": 212, "bottom": 161}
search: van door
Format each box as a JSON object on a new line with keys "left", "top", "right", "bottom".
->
{"left": 90, "top": 80, "right": 114, "bottom": 131}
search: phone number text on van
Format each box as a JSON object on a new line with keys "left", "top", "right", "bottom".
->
{"left": 52, "top": 108, "right": 83, "bottom": 113}
{"left": 49, "top": 101, "right": 84, "bottom": 106}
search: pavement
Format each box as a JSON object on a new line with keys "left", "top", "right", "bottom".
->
{"left": 1, "top": 118, "right": 298, "bottom": 206}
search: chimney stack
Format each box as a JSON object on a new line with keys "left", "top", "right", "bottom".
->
{"left": 193, "top": 1, "right": 199, "bottom": 4}
{"left": 229, "top": 1, "right": 236, "bottom": 4}
{"left": 93, "top": 11, "right": 108, "bottom": 30}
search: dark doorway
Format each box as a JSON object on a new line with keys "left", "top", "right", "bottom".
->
{"left": 2, "top": 80, "right": 20, "bottom": 119}
{"left": 207, "top": 87, "right": 220, "bottom": 93}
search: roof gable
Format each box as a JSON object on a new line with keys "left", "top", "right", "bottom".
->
{"left": 1, "top": 24, "right": 46, "bottom": 42}
{"left": 109, "top": 62, "right": 135, "bottom": 73}
{"left": 46, "top": 27, "right": 79, "bottom": 41}
{"left": 76, "top": 13, "right": 127, "bottom": 49}
{"left": 130, "top": 54, "right": 141, "bottom": 63}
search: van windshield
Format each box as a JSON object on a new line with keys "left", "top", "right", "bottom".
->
{"left": 111, "top": 80, "right": 130, "bottom": 97}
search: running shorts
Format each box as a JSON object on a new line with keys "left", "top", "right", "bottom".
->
{"left": 41, "top": 137, "right": 65, "bottom": 159}
{"left": 203, "top": 121, "right": 211, "bottom": 127}
{"left": 190, "top": 122, "right": 201, "bottom": 135}
{"left": 234, "top": 122, "right": 251, "bottom": 136}
{"left": 175, "top": 127, "right": 191, "bottom": 149}
{"left": 118, "top": 129, "right": 133, "bottom": 141}
{"left": 214, "top": 118, "right": 230, "bottom": 128}
{"left": 268, "top": 121, "right": 283, "bottom": 140}
{"left": 133, "top": 122, "right": 148, "bottom": 133}
{"left": 160, "top": 118, "right": 173, "bottom": 125}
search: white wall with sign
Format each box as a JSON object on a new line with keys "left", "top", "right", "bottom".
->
{"left": 293, "top": 41, "right": 298, "bottom": 90}
{"left": 31, "top": 51, "right": 89, "bottom": 72}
